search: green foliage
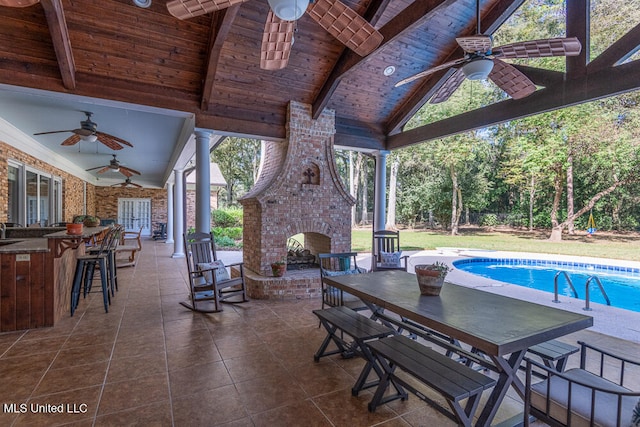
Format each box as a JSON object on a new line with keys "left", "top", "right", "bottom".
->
{"left": 479, "top": 214, "right": 499, "bottom": 227}
{"left": 212, "top": 226, "right": 242, "bottom": 240}
{"left": 212, "top": 209, "right": 241, "bottom": 228}
{"left": 211, "top": 137, "right": 261, "bottom": 206}
{"left": 214, "top": 236, "right": 237, "bottom": 248}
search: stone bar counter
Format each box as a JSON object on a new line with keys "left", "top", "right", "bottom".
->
{"left": 0, "top": 226, "right": 108, "bottom": 332}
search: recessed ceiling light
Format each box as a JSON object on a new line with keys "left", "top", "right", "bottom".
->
{"left": 132, "top": 0, "right": 151, "bottom": 8}
{"left": 383, "top": 66, "right": 396, "bottom": 76}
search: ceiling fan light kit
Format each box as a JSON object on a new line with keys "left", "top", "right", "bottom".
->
{"left": 267, "top": 0, "right": 308, "bottom": 21}
{"left": 461, "top": 58, "right": 494, "bottom": 80}
{"left": 81, "top": 134, "right": 98, "bottom": 143}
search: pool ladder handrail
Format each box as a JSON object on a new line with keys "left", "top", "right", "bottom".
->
{"left": 583, "top": 275, "right": 612, "bottom": 311}
{"left": 553, "top": 271, "right": 579, "bottom": 302}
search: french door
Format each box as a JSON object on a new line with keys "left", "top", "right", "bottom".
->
{"left": 117, "top": 198, "right": 151, "bottom": 236}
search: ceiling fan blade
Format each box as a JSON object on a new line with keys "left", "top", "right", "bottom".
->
{"left": 60, "top": 134, "right": 82, "bottom": 146}
{"left": 261, "top": 11, "right": 294, "bottom": 70}
{"left": 166, "top": 0, "right": 248, "bottom": 20}
{"left": 494, "top": 37, "right": 582, "bottom": 59}
{"left": 307, "top": 0, "right": 383, "bottom": 57}
{"left": 33, "top": 129, "right": 75, "bottom": 135}
{"left": 96, "top": 131, "right": 133, "bottom": 150}
{"left": 130, "top": 182, "right": 143, "bottom": 188}
{"left": 0, "top": 0, "right": 40, "bottom": 7}
{"left": 88, "top": 166, "right": 111, "bottom": 174}
{"left": 395, "top": 57, "right": 467, "bottom": 87}
{"left": 489, "top": 58, "right": 537, "bottom": 99}
{"left": 120, "top": 166, "right": 141, "bottom": 176}
{"left": 456, "top": 35, "right": 493, "bottom": 54}
{"left": 429, "top": 69, "right": 466, "bottom": 104}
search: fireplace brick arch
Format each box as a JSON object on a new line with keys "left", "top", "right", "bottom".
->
{"left": 239, "top": 102, "right": 354, "bottom": 297}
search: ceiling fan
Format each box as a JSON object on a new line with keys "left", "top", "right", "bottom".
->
{"left": 165, "top": 0, "right": 383, "bottom": 70}
{"left": 34, "top": 111, "right": 134, "bottom": 151}
{"left": 112, "top": 177, "right": 142, "bottom": 189}
{"left": 86, "top": 154, "right": 140, "bottom": 178}
{"left": 395, "top": 0, "right": 582, "bottom": 104}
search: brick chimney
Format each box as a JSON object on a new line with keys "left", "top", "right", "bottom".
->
{"left": 240, "top": 101, "right": 355, "bottom": 278}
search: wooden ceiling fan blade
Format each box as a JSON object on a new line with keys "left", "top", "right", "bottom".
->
{"left": 260, "top": 11, "right": 294, "bottom": 70}
{"left": 430, "top": 69, "right": 466, "bottom": 104}
{"left": 96, "top": 166, "right": 111, "bottom": 174}
{"left": 60, "top": 134, "right": 82, "bottom": 146}
{"left": 34, "top": 129, "right": 75, "bottom": 135}
{"left": 456, "top": 35, "right": 493, "bottom": 54}
{"left": 167, "top": 0, "right": 248, "bottom": 20}
{"left": 120, "top": 166, "right": 141, "bottom": 176}
{"left": 494, "top": 37, "right": 582, "bottom": 59}
{"left": 307, "top": 0, "right": 383, "bottom": 57}
{"left": 96, "top": 132, "right": 133, "bottom": 150}
{"left": 395, "top": 58, "right": 466, "bottom": 87}
{"left": 0, "top": 0, "right": 40, "bottom": 7}
{"left": 489, "top": 59, "right": 537, "bottom": 99}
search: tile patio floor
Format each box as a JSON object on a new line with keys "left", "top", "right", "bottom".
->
{"left": 1, "top": 239, "right": 638, "bottom": 426}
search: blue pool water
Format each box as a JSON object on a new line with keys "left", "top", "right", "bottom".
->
{"left": 453, "top": 258, "right": 640, "bottom": 313}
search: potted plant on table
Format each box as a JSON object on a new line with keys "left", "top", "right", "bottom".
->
{"left": 414, "top": 261, "right": 451, "bottom": 296}
{"left": 271, "top": 258, "right": 287, "bottom": 277}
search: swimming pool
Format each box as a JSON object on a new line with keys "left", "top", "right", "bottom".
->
{"left": 453, "top": 258, "right": 640, "bottom": 313}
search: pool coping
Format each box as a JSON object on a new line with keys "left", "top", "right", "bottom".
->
{"left": 405, "top": 250, "right": 640, "bottom": 343}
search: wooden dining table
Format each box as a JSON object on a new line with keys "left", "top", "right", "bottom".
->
{"left": 322, "top": 270, "right": 594, "bottom": 427}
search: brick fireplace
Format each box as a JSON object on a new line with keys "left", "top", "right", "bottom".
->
{"left": 239, "top": 101, "right": 355, "bottom": 299}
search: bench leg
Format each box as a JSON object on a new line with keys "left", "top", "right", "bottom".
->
{"left": 313, "top": 322, "right": 350, "bottom": 362}
{"left": 367, "top": 356, "right": 408, "bottom": 411}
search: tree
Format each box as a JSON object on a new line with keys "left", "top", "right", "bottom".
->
{"left": 386, "top": 154, "right": 400, "bottom": 229}
{"left": 210, "top": 137, "right": 261, "bottom": 206}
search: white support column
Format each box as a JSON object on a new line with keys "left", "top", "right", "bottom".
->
{"left": 165, "top": 182, "right": 174, "bottom": 244}
{"left": 194, "top": 130, "right": 212, "bottom": 234}
{"left": 172, "top": 169, "right": 185, "bottom": 258}
{"left": 373, "top": 150, "right": 389, "bottom": 232}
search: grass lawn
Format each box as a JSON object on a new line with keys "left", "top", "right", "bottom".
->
{"left": 350, "top": 227, "right": 640, "bottom": 262}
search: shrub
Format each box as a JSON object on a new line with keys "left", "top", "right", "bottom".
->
{"left": 212, "top": 226, "right": 242, "bottom": 240}
{"left": 212, "top": 208, "right": 243, "bottom": 227}
{"left": 214, "top": 235, "right": 237, "bottom": 248}
{"left": 479, "top": 214, "right": 498, "bottom": 227}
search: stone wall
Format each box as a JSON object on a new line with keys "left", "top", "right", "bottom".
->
{"left": 0, "top": 140, "right": 95, "bottom": 223}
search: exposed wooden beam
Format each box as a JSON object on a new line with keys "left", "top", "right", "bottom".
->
{"left": 511, "top": 65, "right": 565, "bottom": 87}
{"left": 201, "top": 5, "right": 240, "bottom": 111}
{"left": 587, "top": 21, "right": 640, "bottom": 73}
{"left": 196, "top": 114, "right": 285, "bottom": 140}
{"left": 335, "top": 117, "right": 386, "bottom": 150}
{"left": 566, "top": 0, "right": 589, "bottom": 77}
{"left": 387, "top": 60, "right": 640, "bottom": 149}
{"left": 40, "top": 0, "right": 75, "bottom": 90}
{"left": 384, "top": 0, "right": 526, "bottom": 136}
{"left": 311, "top": 0, "right": 455, "bottom": 119}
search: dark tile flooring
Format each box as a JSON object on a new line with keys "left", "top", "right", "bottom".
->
{"left": 1, "top": 239, "right": 638, "bottom": 426}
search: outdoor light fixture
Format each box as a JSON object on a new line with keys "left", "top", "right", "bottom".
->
{"left": 461, "top": 58, "right": 494, "bottom": 80}
{"left": 81, "top": 134, "right": 98, "bottom": 143}
{"left": 267, "top": 0, "right": 309, "bottom": 21}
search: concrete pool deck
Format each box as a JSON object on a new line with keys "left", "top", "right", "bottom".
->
{"left": 403, "top": 249, "right": 640, "bottom": 343}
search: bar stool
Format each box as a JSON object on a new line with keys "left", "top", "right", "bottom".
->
{"left": 70, "top": 231, "right": 113, "bottom": 316}
{"left": 87, "top": 225, "right": 121, "bottom": 296}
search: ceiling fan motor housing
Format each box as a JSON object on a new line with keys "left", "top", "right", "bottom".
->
{"left": 268, "top": 0, "right": 309, "bottom": 21}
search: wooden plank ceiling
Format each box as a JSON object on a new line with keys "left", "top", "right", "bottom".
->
{"left": 1, "top": 0, "right": 640, "bottom": 150}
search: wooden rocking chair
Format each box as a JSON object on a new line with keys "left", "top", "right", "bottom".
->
{"left": 182, "top": 231, "right": 248, "bottom": 313}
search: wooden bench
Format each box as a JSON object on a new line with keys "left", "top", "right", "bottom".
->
{"left": 526, "top": 339, "right": 579, "bottom": 372}
{"left": 312, "top": 306, "right": 398, "bottom": 396}
{"left": 367, "top": 335, "right": 496, "bottom": 427}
